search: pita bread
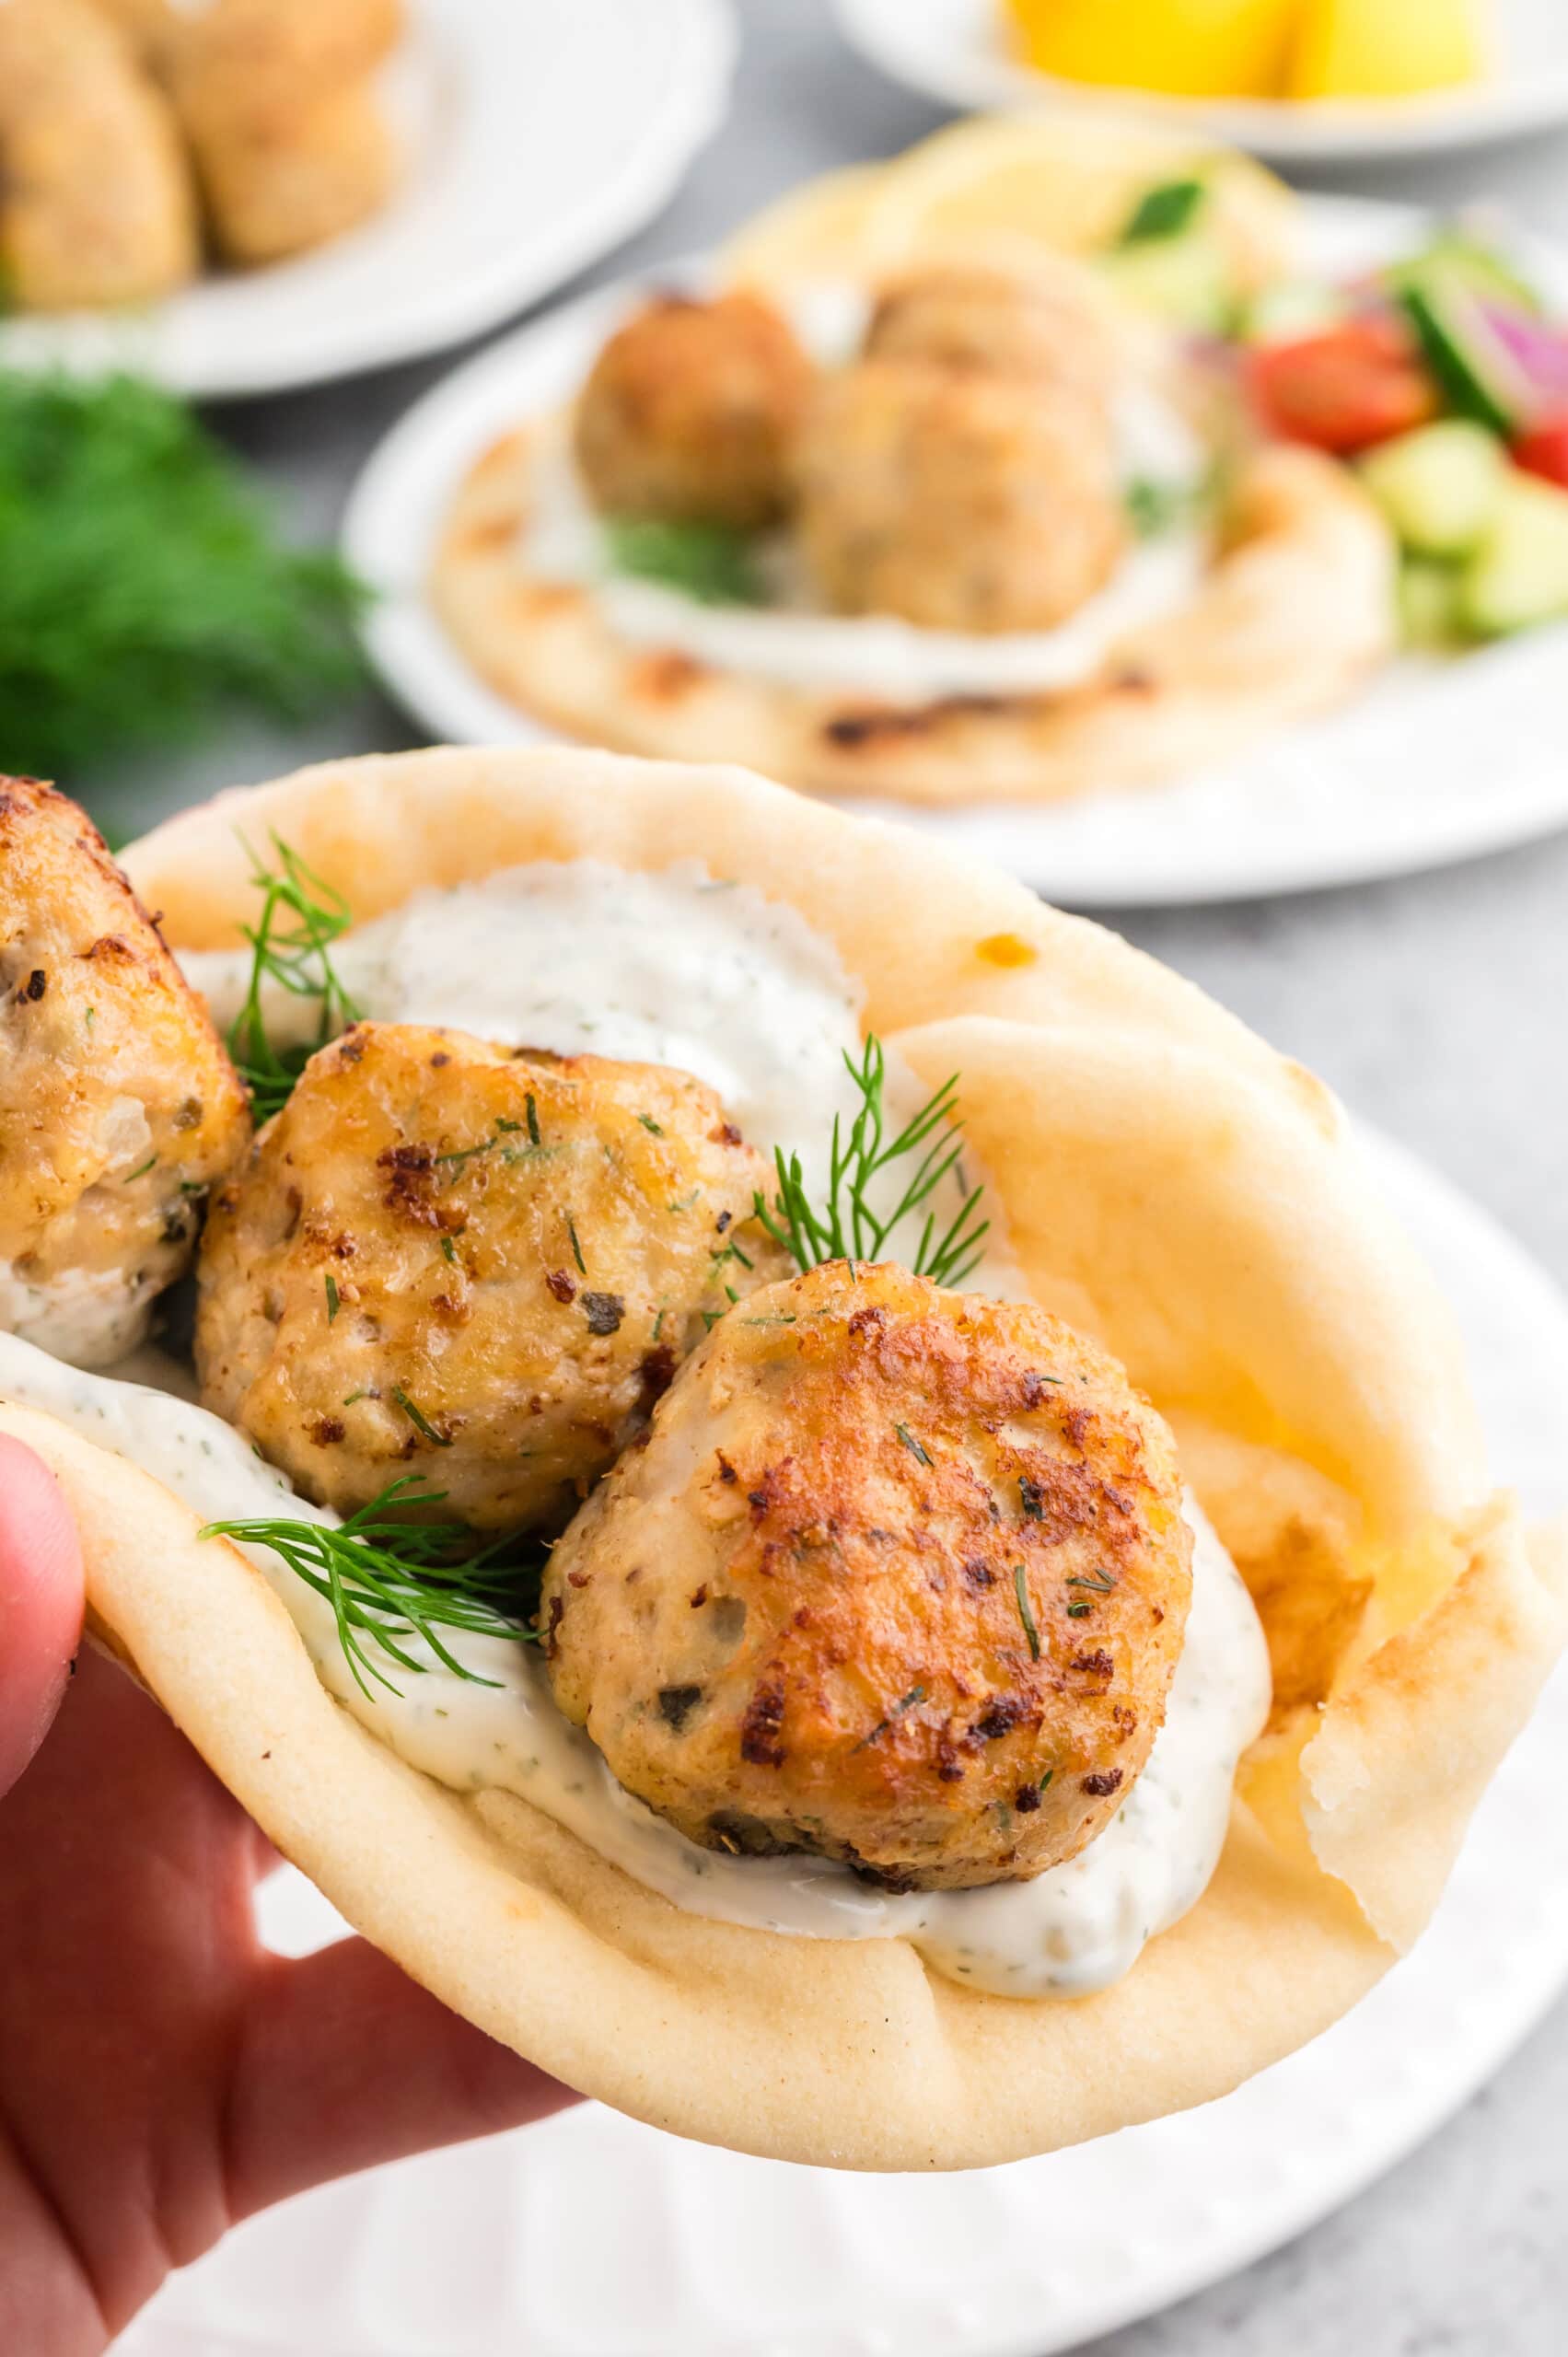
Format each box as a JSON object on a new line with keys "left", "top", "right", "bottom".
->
{"left": 432, "top": 418, "right": 1395, "bottom": 810}
{"left": 6, "top": 746, "right": 1560, "bottom": 2169}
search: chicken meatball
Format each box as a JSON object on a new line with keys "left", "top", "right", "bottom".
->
{"left": 196, "top": 1022, "right": 790, "bottom": 1531}
{"left": 796, "top": 357, "right": 1128, "bottom": 633}
{"left": 0, "top": 0, "right": 198, "bottom": 312}
{"left": 574, "top": 291, "right": 815, "bottom": 531}
{"left": 0, "top": 777, "right": 250, "bottom": 1366}
{"left": 543, "top": 1260, "right": 1191, "bottom": 1891}
{"left": 864, "top": 258, "right": 1119, "bottom": 404}
{"left": 168, "top": 0, "right": 402, "bottom": 265}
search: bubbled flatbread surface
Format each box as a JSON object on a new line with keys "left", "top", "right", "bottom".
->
{"left": 7, "top": 745, "right": 1560, "bottom": 2170}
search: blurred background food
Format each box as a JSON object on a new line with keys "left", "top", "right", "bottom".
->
{"left": 728, "top": 116, "right": 1568, "bottom": 649}
{"left": 0, "top": 0, "right": 402, "bottom": 311}
{"left": 0, "top": 372, "right": 366, "bottom": 779}
{"left": 1000, "top": 0, "right": 1487, "bottom": 102}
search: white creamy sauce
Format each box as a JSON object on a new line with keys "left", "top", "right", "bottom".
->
{"left": 7, "top": 863, "right": 1271, "bottom": 1997}
{"left": 0, "top": 1324, "right": 1267, "bottom": 1998}
{"left": 184, "top": 861, "right": 1029, "bottom": 1297}
{"left": 0, "top": 1260, "right": 150, "bottom": 1371}
{"left": 521, "top": 373, "right": 1210, "bottom": 701}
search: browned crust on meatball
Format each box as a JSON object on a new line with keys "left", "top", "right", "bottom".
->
{"left": 195, "top": 1021, "right": 789, "bottom": 1530}
{"left": 0, "top": 776, "right": 250, "bottom": 1353}
{"left": 864, "top": 260, "right": 1120, "bottom": 403}
{"left": 795, "top": 356, "right": 1128, "bottom": 634}
{"left": 543, "top": 1260, "right": 1191, "bottom": 1889}
{"left": 573, "top": 291, "right": 816, "bottom": 532}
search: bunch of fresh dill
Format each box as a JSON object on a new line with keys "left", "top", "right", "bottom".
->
{"left": 0, "top": 372, "right": 368, "bottom": 777}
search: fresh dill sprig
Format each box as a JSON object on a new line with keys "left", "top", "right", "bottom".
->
{"left": 201, "top": 1476, "right": 541, "bottom": 1701}
{"left": 0, "top": 371, "right": 367, "bottom": 778}
{"left": 754, "top": 1037, "right": 989, "bottom": 1287}
{"left": 227, "top": 833, "right": 362, "bottom": 1121}
{"left": 603, "top": 516, "right": 764, "bottom": 606}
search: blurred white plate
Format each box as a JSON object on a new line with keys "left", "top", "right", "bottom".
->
{"left": 120, "top": 1128, "right": 1568, "bottom": 2357}
{"left": 0, "top": 0, "right": 735, "bottom": 399}
{"left": 343, "top": 194, "right": 1568, "bottom": 910}
{"left": 834, "top": 0, "right": 1568, "bottom": 165}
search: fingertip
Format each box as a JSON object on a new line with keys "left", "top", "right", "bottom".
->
{"left": 0, "top": 1435, "right": 86, "bottom": 1795}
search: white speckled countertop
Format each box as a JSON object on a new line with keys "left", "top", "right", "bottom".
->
{"left": 78, "top": 5, "right": 1568, "bottom": 2348}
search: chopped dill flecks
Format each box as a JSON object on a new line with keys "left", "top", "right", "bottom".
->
{"left": 1014, "top": 1564, "right": 1041, "bottom": 1660}
{"left": 894, "top": 1422, "right": 932, "bottom": 1467}
{"left": 324, "top": 1274, "right": 340, "bottom": 1323}
{"left": 565, "top": 1213, "right": 587, "bottom": 1275}
{"left": 856, "top": 1683, "right": 927, "bottom": 1749}
{"left": 391, "top": 1387, "right": 451, "bottom": 1447}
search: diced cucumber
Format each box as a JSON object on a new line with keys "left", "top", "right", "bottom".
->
{"left": 1460, "top": 471, "right": 1568, "bottom": 636}
{"left": 1396, "top": 558, "right": 1462, "bottom": 648}
{"left": 1099, "top": 233, "right": 1235, "bottom": 333}
{"left": 1238, "top": 279, "right": 1348, "bottom": 345}
{"left": 1387, "top": 233, "right": 1543, "bottom": 319}
{"left": 1358, "top": 420, "right": 1506, "bottom": 556}
{"left": 1400, "top": 276, "right": 1535, "bottom": 436}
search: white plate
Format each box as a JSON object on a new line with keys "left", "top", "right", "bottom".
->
{"left": 834, "top": 0, "right": 1568, "bottom": 165}
{"left": 120, "top": 1127, "right": 1568, "bottom": 2357}
{"left": 0, "top": 0, "right": 735, "bottom": 400}
{"left": 343, "top": 194, "right": 1568, "bottom": 909}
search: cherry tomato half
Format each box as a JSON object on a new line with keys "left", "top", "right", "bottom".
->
{"left": 1512, "top": 410, "right": 1568, "bottom": 491}
{"left": 1248, "top": 315, "right": 1439, "bottom": 456}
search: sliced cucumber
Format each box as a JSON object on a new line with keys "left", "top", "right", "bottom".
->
{"left": 1099, "top": 233, "right": 1234, "bottom": 333}
{"left": 1388, "top": 233, "right": 1543, "bottom": 319}
{"left": 1460, "top": 471, "right": 1568, "bottom": 636}
{"left": 1400, "top": 276, "right": 1535, "bottom": 436}
{"left": 1359, "top": 420, "right": 1506, "bottom": 557}
{"left": 1396, "top": 557, "right": 1462, "bottom": 649}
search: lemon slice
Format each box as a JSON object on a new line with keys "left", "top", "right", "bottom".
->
{"left": 719, "top": 163, "right": 887, "bottom": 284}
{"left": 854, "top": 112, "right": 1299, "bottom": 292}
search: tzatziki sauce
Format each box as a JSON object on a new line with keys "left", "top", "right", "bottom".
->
{"left": 519, "top": 378, "right": 1210, "bottom": 702}
{"left": 6, "top": 861, "right": 1270, "bottom": 1998}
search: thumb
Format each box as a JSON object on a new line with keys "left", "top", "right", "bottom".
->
{"left": 0, "top": 1435, "right": 86, "bottom": 1796}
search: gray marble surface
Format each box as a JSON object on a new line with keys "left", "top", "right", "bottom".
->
{"left": 73, "top": 4, "right": 1568, "bottom": 2349}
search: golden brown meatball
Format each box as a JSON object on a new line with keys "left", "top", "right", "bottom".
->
{"left": 796, "top": 357, "right": 1128, "bottom": 633}
{"left": 0, "top": 777, "right": 250, "bottom": 1365}
{"left": 574, "top": 292, "right": 816, "bottom": 531}
{"left": 0, "top": 0, "right": 198, "bottom": 311}
{"left": 168, "top": 0, "right": 401, "bottom": 263}
{"left": 195, "top": 1022, "right": 790, "bottom": 1531}
{"left": 543, "top": 1260, "right": 1191, "bottom": 1892}
{"left": 865, "top": 258, "right": 1119, "bottom": 404}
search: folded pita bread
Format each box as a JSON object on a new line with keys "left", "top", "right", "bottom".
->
{"left": 5, "top": 746, "right": 1561, "bottom": 2169}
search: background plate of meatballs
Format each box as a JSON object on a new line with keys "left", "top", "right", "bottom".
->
{"left": 344, "top": 121, "right": 1568, "bottom": 904}
{"left": 0, "top": 0, "right": 735, "bottom": 396}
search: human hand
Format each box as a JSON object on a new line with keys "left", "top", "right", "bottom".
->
{"left": 0, "top": 1435, "right": 578, "bottom": 2356}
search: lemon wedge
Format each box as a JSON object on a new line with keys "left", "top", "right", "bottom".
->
{"left": 1289, "top": 0, "right": 1485, "bottom": 99}
{"left": 852, "top": 113, "right": 1298, "bottom": 292}
{"left": 1003, "top": 0, "right": 1298, "bottom": 99}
